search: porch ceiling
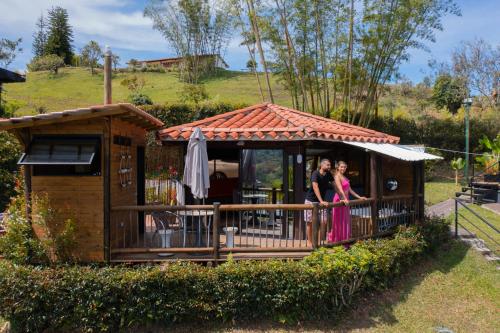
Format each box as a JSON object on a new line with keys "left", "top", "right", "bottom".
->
{"left": 159, "top": 103, "right": 400, "bottom": 144}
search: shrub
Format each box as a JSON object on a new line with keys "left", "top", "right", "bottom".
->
{"left": 128, "top": 92, "right": 153, "bottom": 106}
{"left": 0, "top": 132, "right": 21, "bottom": 211}
{"left": 28, "top": 54, "right": 65, "bottom": 74}
{"left": 0, "top": 218, "right": 449, "bottom": 332}
{"left": 0, "top": 192, "right": 78, "bottom": 265}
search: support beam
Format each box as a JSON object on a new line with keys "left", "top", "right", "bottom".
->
{"left": 369, "top": 152, "right": 379, "bottom": 235}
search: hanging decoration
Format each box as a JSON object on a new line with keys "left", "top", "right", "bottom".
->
{"left": 115, "top": 135, "right": 133, "bottom": 189}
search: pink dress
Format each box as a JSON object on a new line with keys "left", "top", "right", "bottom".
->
{"left": 328, "top": 177, "right": 351, "bottom": 242}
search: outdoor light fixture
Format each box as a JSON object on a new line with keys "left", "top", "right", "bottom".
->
{"left": 296, "top": 154, "right": 303, "bottom": 164}
{"left": 385, "top": 178, "right": 399, "bottom": 191}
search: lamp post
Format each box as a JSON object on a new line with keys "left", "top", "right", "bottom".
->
{"left": 463, "top": 97, "right": 472, "bottom": 184}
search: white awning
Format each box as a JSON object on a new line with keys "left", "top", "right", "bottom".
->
{"left": 343, "top": 142, "right": 442, "bottom": 161}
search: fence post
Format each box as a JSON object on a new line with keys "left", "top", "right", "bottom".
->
{"left": 454, "top": 199, "right": 458, "bottom": 238}
{"left": 213, "top": 202, "right": 220, "bottom": 263}
{"left": 311, "top": 202, "right": 319, "bottom": 249}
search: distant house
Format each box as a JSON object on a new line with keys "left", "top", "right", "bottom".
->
{"left": 131, "top": 54, "right": 229, "bottom": 70}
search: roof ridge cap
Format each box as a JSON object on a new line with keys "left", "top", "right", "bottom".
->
{"left": 268, "top": 103, "right": 399, "bottom": 140}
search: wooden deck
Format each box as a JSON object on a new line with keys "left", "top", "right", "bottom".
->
{"left": 110, "top": 196, "right": 422, "bottom": 263}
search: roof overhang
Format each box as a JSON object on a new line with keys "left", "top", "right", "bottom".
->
{"left": 343, "top": 141, "right": 442, "bottom": 161}
{"left": 0, "top": 103, "right": 164, "bottom": 131}
{"left": 0, "top": 68, "right": 26, "bottom": 83}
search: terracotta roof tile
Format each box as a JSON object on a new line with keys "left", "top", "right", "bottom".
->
{"left": 159, "top": 103, "right": 399, "bottom": 144}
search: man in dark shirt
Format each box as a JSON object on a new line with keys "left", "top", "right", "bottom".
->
{"left": 305, "top": 159, "right": 333, "bottom": 246}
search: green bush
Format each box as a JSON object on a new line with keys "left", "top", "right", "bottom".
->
{"left": 0, "top": 132, "right": 21, "bottom": 211}
{"left": 128, "top": 92, "right": 153, "bottom": 106}
{"left": 0, "top": 218, "right": 449, "bottom": 332}
{"left": 140, "top": 101, "right": 248, "bottom": 128}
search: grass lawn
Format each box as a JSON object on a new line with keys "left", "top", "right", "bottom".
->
{"left": 449, "top": 205, "right": 500, "bottom": 253}
{"left": 3, "top": 67, "right": 292, "bottom": 116}
{"left": 425, "top": 178, "right": 461, "bottom": 206}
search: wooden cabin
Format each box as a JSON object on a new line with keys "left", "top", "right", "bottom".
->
{"left": 0, "top": 51, "right": 442, "bottom": 263}
{"left": 0, "top": 104, "right": 163, "bottom": 261}
{"left": 0, "top": 100, "right": 442, "bottom": 263}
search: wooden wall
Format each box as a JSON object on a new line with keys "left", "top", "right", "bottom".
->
{"left": 109, "top": 119, "right": 147, "bottom": 250}
{"left": 381, "top": 156, "right": 414, "bottom": 196}
{"left": 29, "top": 118, "right": 106, "bottom": 262}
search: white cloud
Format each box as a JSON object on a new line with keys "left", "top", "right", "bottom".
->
{"left": 0, "top": 0, "right": 166, "bottom": 69}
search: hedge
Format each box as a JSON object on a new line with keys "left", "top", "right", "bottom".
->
{"left": 370, "top": 115, "right": 500, "bottom": 159}
{"left": 0, "top": 217, "right": 449, "bottom": 332}
{"left": 140, "top": 101, "right": 249, "bottom": 128}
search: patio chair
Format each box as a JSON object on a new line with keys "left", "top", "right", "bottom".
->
{"left": 151, "top": 211, "right": 180, "bottom": 247}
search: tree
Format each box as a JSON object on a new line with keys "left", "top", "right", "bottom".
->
{"left": 144, "top": 0, "right": 233, "bottom": 83}
{"left": 28, "top": 54, "right": 65, "bottom": 74}
{"left": 111, "top": 54, "right": 121, "bottom": 71}
{"left": 453, "top": 39, "right": 500, "bottom": 109}
{"left": 0, "top": 38, "right": 22, "bottom": 68}
{"left": 32, "top": 14, "right": 48, "bottom": 57}
{"left": 450, "top": 157, "right": 465, "bottom": 185}
{"left": 246, "top": 59, "right": 257, "bottom": 72}
{"left": 81, "top": 41, "right": 102, "bottom": 75}
{"left": 241, "top": 0, "right": 460, "bottom": 125}
{"left": 45, "top": 7, "right": 74, "bottom": 65}
{"left": 432, "top": 74, "right": 467, "bottom": 114}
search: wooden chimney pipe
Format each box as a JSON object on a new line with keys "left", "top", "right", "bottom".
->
{"left": 104, "top": 45, "right": 112, "bottom": 105}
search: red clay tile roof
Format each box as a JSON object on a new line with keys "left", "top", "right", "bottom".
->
{"left": 159, "top": 103, "right": 399, "bottom": 144}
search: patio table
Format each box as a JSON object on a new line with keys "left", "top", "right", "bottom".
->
{"left": 178, "top": 210, "right": 214, "bottom": 247}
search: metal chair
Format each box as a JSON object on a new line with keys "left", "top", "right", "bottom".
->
{"left": 151, "top": 211, "right": 180, "bottom": 247}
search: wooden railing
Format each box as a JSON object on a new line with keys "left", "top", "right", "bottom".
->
{"left": 110, "top": 195, "right": 421, "bottom": 260}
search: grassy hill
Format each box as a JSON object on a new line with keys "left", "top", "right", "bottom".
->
{"left": 3, "top": 67, "right": 293, "bottom": 116}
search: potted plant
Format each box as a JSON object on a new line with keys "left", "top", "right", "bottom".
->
{"left": 475, "top": 135, "right": 500, "bottom": 182}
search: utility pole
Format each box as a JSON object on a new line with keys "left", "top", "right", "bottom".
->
{"left": 463, "top": 97, "right": 472, "bottom": 184}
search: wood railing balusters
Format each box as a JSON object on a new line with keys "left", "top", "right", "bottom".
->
{"left": 212, "top": 202, "right": 220, "bottom": 262}
{"left": 311, "top": 202, "right": 319, "bottom": 249}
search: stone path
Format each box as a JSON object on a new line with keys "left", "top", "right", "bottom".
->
{"left": 426, "top": 199, "right": 458, "bottom": 218}
{"left": 481, "top": 202, "right": 500, "bottom": 215}
{"left": 427, "top": 199, "right": 499, "bottom": 267}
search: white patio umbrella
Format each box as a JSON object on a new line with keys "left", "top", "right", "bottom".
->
{"left": 183, "top": 127, "right": 210, "bottom": 201}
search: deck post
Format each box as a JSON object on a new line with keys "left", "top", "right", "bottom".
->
{"left": 213, "top": 202, "right": 221, "bottom": 263}
{"left": 370, "top": 152, "right": 379, "bottom": 235}
{"left": 311, "top": 202, "right": 319, "bottom": 249}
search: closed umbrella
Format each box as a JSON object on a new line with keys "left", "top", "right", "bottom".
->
{"left": 183, "top": 127, "right": 210, "bottom": 200}
{"left": 182, "top": 127, "right": 210, "bottom": 248}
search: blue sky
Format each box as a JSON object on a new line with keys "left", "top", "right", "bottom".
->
{"left": 1, "top": 0, "right": 498, "bottom": 83}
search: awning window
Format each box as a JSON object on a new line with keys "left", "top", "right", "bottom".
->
{"left": 18, "top": 137, "right": 98, "bottom": 165}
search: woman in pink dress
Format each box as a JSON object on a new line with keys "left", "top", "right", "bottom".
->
{"left": 328, "top": 161, "right": 366, "bottom": 243}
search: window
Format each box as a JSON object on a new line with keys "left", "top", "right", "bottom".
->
{"left": 19, "top": 136, "right": 102, "bottom": 176}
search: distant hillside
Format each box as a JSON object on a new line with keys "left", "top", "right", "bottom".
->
{"left": 3, "top": 67, "right": 292, "bottom": 116}
{"left": 3, "top": 67, "right": 495, "bottom": 124}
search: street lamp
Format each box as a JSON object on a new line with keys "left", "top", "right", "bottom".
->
{"left": 463, "top": 97, "right": 473, "bottom": 184}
